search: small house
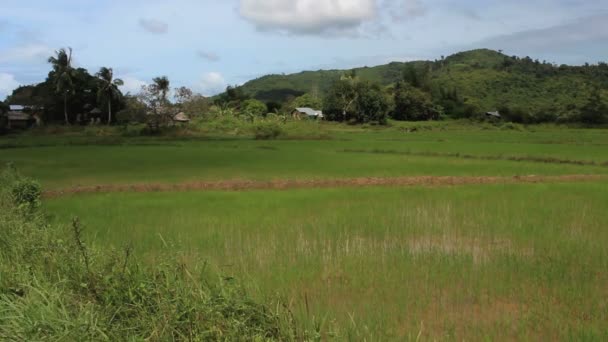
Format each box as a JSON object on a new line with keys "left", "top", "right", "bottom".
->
{"left": 292, "top": 107, "right": 324, "bottom": 120}
{"left": 6, "top": 105, "right": 35, "bottom": 129}
{"left": 91, "top": 108, "right": 104, "bottom": 123}
{"left": 173, "top": 112, "right": 190, "bottom": 124}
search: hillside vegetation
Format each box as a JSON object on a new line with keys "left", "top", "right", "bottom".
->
{"left": 240, "top": 49, "right": 608, "bottom": 122}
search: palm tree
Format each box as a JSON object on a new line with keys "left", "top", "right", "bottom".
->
{"left": 96, "top": 67, "right": 124, "bottom": 125}
{"left": 48, "top": 48, "right": 75, "bottom": 125}
{"left": 152, "top": 76, "right": 170, "bottom": 105}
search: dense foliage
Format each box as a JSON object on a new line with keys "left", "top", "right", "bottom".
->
{"left": 5, "top": 48, "right": 126, "bottom": 125}
{"left": 391, "top": 81, "right": 440, "bottom": 121}
{"left": 237, "top": 49, "right": 608, "bottom": 123}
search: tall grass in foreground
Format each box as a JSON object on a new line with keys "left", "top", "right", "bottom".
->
{"left": 0, "top": 166, "right": 300, "bottom": 341}
{"left": 47, "top": 184, "right": 608, "bottom": 340}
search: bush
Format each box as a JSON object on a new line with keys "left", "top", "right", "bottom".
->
{"left": 120, "top": 124, "right": 147, "bottom": 137}
{"left": 10, "top": 178, "right": 41, "bottom": 210}
{"left": 0, "top": 164, "right": 41, "bottom": 211}
{"left": 203, "top": 116, "right": 246, "bottom": 133}
{"left": 254, "top": 122, "right": 283, "bottom": 140}
{"left": 116, "top": 108, "right": 147, "bottom": 125}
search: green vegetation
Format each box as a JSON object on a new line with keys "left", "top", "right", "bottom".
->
{"left": 96, "top": 67, "right": 124, "bottom": 125}
{"left": 323, "top": 73, "right": 390, "bottom": 124}
{"left": 238, "top": 49, "right": 608, "bottom": 123}
{"left": 3, "top": 48, "right": 128, "bottom": 126}
{"left": 0, "top": 166, "right": 299, "bottom": 340}
{"left": 45, "top": 182, "right": 608, "bottom": 340}
{"left": 2, "top": 123, "right": 608, "bottom": 190}
{"left": 3, "top": 48, "right": 607, "bottom": 133}
{"left": 2, "top": 44, "right": 608, "bottom": 339}
{"left": 2, "top": 122, "right": 608, "bottom": 339}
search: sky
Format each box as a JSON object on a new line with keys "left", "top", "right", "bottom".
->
{"left": 1, "top": 0, "right": 607, "bottom": 99}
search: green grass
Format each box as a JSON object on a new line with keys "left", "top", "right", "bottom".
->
{"left": 0, "top": 167, "right": 296, "bottom": 341}
{"left": 1, "top": 124, "right": 607, "bottom": 189}
{"left": 45, "top": 183, "right": 608, "bottom": 340}
{"left": 4, "top": 123, "right": 608, "bottom": 339}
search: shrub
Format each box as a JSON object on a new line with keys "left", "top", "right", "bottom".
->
{"left": 254, "top": 122, "right": 283, "bottom": 140}
{"left": 10, "top": 178, "right": 41, "bottom": 210}
{"left": 120, "top": 124, "right": 147, "bottom": 137}
{"left": 203, "top": 116, "right": 246, "bottom": 133}
{"left": 0, "top": 164, "right": 41, "bottom": 211}
{"left": 116, "top": 108, "right": 147, "bottom": 125}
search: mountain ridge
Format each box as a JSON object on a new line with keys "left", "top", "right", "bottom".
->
{"left": 238, "top": 49, "right": 608, "bottom": 121}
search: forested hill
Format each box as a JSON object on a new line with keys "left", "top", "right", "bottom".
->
{"left": 239, "top": 49, "right": 608, "bottom": 120}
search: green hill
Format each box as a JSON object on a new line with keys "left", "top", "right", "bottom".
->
{"left": 239, "top": 49, "right": 608, "bottom": 121}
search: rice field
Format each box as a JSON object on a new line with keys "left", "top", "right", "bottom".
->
{"left": 4, "top": 123, "right": 608, "bottom": 340}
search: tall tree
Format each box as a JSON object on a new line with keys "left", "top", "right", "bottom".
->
{"left": 354, "top": 81, "right": 389, "bottom": 124}
{"left": 152, "top": 76, "right": 170, "bottom": 105}
{"left": 174, "top": 86, "right": 193, "bottom": 105}
{"left": 48, "top": 48, "right": 75, "bottom": 124}
{"left": 96, "top": 67, "right": 124, "bottom": 125}
{"left": 292, "top": 93, "right": 323, "bottom": 110}
{"left": 391, "top": 81, "right": 438, "bottom": 121}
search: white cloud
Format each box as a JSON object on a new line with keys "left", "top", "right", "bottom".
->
{"left": 0, "top": 44, "right": 54, "bottom": 63}
{"left": 238, "top": 0, "right": 428, "bottom": 36}
{"left": 119, "top": 76, "right": 147, "bottom": 95}
{"left": 196, "top": 72, "right": 226, "bottom": 96}
{"left": 239, "top": 0, "right": 376, "bottom": 35}
{"left": 138, "top": 18, "right": 169, "bottom": 34}
{"left": 0, "top": 73, "right": 20, "bottom": 99}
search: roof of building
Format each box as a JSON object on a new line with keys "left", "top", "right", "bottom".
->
{"left": 295, "top": 107, "right": 323, "bottom": 117}
{"left": 9, "top": 105, "right": 26, "bottom": 111}
{"left": 89, "top": 108, "right": 102, "bottom": 114}
{"left": 486, "top": 111, "right": 501, "bottom": 118}
{"left": 173, "top": 112, "right": 190, "bottom": 122}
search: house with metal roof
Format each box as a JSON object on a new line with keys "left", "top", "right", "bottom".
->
{"left": 6, "top": 105, "right": 35, "bottom": 129}
{"left": 9, "top": 105, "right": 26, "bottom": 111}
{"left": 292, "top": 107, "right": 324, "bottom": 120}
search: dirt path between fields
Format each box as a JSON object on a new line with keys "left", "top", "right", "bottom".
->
{"left": 42, "top": 174, "right": 607, "bottom": 198}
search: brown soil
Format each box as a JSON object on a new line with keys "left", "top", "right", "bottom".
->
{"left": 42, "top": 174, "right": 607, "bottom": 198}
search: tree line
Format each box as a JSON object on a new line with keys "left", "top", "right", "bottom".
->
{"left": 2, "top": 48, "right": 607, "bottom": 128}
{"left": 2, "top": 48, "right": 126, "bottom": 125}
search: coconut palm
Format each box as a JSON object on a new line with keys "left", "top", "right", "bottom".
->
{"left": 96, "top": 67, "right": 124, "bottom": 125}
{"left": 48, "top": 47, "right": 75, "bottom": 125}
{"left": 152, "top": 76, "right": 170, "bottom": 104}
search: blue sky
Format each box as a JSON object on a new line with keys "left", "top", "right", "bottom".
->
{"left": 1, "top": 0, "right": 607, "bottom": 99}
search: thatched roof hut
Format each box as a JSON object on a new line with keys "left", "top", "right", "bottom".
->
{"left": 173, "top": 112, "right": 190, "bottom": 123}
